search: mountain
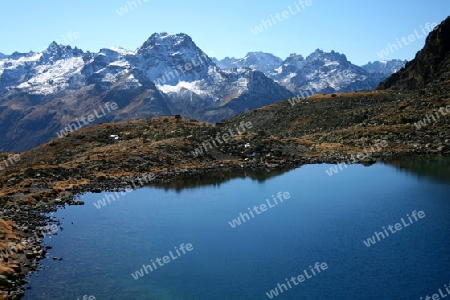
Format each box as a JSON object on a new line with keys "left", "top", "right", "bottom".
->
{"left": 134, "top": 33, "right": 292, "bottom": 120}
{"left": 213, "top": 52, "right": 283, "bottom": 74}
{"left": 0, "top": 32, "right": 405, "bottom": 152}
{"left": 211, "top": 56, "right": 240, "bottom": 69}
{"left": 0, "top": 33, "right": 292, "bottom": 152}
{"left": 214, "top": 51, "right": 406, "bottom": 95}
{"left": 0, "top": 43, "right": 172, "bottom": 152}
{"left": 378, "top": 16, "right": 450, "bottom": 90}
{"left": 136, "top": 32, "right": 215, "bottom": 85}
{"left": 361, "top": 59, "right": 407, "bottom": 76}
{"left": 277, "top": 50, "right": 384, "bottom": 95}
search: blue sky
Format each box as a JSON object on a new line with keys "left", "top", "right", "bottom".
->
{"left": 1, "top": 0, "right": 448, "bottom": 65}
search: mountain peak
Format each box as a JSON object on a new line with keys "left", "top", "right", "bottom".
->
{"left": 362, "top": 59, "right": 408, "bottom": 76}
{"left": 242, "top": 52, "right": 282, "bottom": 62}
{"left": 138, "top": 32, "right": 195, "bottom": 53}
{"left": 154, "top": 32, "right": 169, "bottom": 37}
{"left": 107, "top": 46, "right": 134, "bottom": 55}
{"left": 40, "top": 41, "right": 83, "bottom": 62}
{"left": 305, "top": 49, "right": 348, "bottom": 64}
{"left": 378, "top": 16, "right": 450, "bottom": 90}
{"left": 216, "top": 52, "right": 282, "bottom": 74}
{"left": 43, "top": 41, "right": 78, "bottom": 55}
{"left": 306, "top": 49, "right": 325, "bottom": 60}
{"left": 136, "top": 32, "right": 214, "bottom": 85}
{"left": 45, "top": 41, "right": 62, "bottom": 53}
{"left": 283, "top": 53, "right": 305, "bottom": 64}
{"left": 288, "top": 53, "right": 304, "bottom": 59}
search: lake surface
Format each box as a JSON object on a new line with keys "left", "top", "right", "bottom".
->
{"left": 23, "top": 158, "right": 450, "bottom": 300}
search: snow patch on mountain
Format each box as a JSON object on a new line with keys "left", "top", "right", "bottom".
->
{"left": 157, "top": 80, "right": 208, "bottom": 96}
{"left": 108, "top": 46, "right": 135, "bottom": 56}
{"left": 17, "top": 56, "right": 85, "bottom": 95}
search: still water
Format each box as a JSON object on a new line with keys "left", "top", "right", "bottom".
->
{"left": 23, "top": 158, "right": 450, "bottom": 299}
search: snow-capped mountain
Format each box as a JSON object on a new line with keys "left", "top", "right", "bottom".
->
{"left": 361, "top": 60, "right": 407, "bottom": 76}
{"left": 287, "top": 49, "right": 380, "bottom": 95}
{"left": 137, "top": 33, "right": 216, "bottom": 85}
{"left": 0, "top": 32, "right": 406, "bottom": 151}
{"left": 10, "top": 43, "right": 88, "bottom": 95}
{"left": 133, "top": 33, "right": 292, "bottom": 118}
{"left": 213, "top": 52, "right": 283, "bottom": 74}
{"left": 214, "top": 50, "right": 406, "bottom": 95}
{"left": 0, "top": 33, "right": 293, "bottom": 151}
{"left": 211, "top": 57, "right": 239, "bottom": 70}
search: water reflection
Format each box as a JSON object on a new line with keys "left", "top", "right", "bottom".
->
{"left": 159, "top": 156, "right": 450, "bottom": 192}
{"left": 384, "top": 156, "right": 450, "bottom": 183}
{"left": 157, "top": 167, "right": 294, "bottom": 192}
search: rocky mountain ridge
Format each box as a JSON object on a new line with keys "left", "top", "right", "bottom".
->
{"left": 0, "top": 33, "right": 292, "bottom": 152}
{"left": 213, "top": 50, "right": 406, "bottom": 95}
{"left": 378, "top": 16, "right": 450, "bottom": 90}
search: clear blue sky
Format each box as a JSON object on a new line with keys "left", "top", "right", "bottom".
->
{"left": 1, "top": 0, "right": 448, "bottom": 65}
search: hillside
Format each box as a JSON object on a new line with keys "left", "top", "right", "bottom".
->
{"left": 378, "top": 16, "right": 450, "bottom": 90}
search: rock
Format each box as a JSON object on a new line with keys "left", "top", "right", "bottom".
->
{"left": 0, "top": 275, "right": 11, "bottom": 287}
{"left": 265, "top": 163, "right": 279, "bottom": 168}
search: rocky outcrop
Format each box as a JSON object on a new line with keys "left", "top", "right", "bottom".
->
{"left": 378, "top": 16, "right": 450, "bottom": 90}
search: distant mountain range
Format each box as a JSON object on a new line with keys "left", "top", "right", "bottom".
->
{"left": 213, "top": 51, "right": 406, "bottom": 96}
{"left": 0, "top": 33, "right": 406, "bottom": 152}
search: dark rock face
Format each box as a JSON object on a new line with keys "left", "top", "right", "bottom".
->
{"left": 378, "top": 16, "right": 450, "bottom": 90}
